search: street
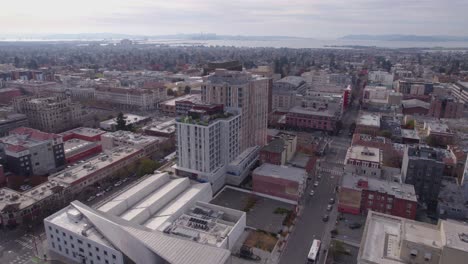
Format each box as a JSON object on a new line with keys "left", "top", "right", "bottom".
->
{"left": 279, "top": 103, "right": 358, "bottom": 264}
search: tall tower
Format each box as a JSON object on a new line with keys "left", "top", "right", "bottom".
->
{"left": 201, "top": 69, "right": 270, "bottom": 151}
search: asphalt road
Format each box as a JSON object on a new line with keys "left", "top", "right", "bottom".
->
{"left": 279, "top": 134, "right": 351, "bottom": 264}
{"left": 0, "top": 228, "right": 41, "bottom": 264}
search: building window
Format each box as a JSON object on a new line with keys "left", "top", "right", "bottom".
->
{"left": 104, "top": 251, "right": 108, "bottom": 256}
{"left": 77, "top": 239, "right": 82, "bottom": 244}
{"left": 79, "top": 248, "right": 84, "bottom": 253}
{"left": 95, "top": 247, "right": 99, "bottom": 252}
{"left": 368, "top": 194, "right": 374, "bottom": 200}
{"left": 112, "top": 254, "right": 116, "bottom": 259}
{"left": 52, "top": 242, "right": 55, "bottom": 249}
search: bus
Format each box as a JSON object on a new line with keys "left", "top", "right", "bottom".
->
{"left": 307, "top": 239, "right": 321, "bottom": 263}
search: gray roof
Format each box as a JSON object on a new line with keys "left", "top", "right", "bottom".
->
{"left": 71, "top": 201, "right": 231, "bottom": 264}
{"left": 401, "top": 99, "right": 430, "bottom": 109}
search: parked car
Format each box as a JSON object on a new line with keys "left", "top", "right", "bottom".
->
{"left": 86, "top": 196, "right": 96, "bottom": 202}
{"left": 96, "top": 191, "right": 105, "bottom": 197}
{"left": 114, "top": 181, "right": 123, "bottom": 187}
{"left": 314, "top": 181, "right": 319, "bottom": 187}
{"left": 329, "top": 198, "right": 335, "bottom": 204}
{"left": 327, "top": 204, "right": 333, "bottom": 211}
{"left": 122, "top": 177, "right": 129, "bottom": 183}
{"left": 322, "top": 215, "right": 329, "bottom": 222}
{"left": 310, "top": 190, "right": 315, "bottom": 196}
{"left": 105, "top": 186, "right": 113, "bottom": 192}
{"left": 349, "top": 222, "right": 362, "bottom": 229}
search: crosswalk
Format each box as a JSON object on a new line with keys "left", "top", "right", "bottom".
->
{"left": 318, "top": 168, "right": 343, "bottom": 175}
{"left": 15, "top": 237, "right": 34, "bottom": 250}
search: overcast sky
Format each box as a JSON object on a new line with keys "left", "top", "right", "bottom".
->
{"left": 3, "top": 0, "right": 468, "bottom": 38}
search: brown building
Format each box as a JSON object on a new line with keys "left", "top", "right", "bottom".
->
{"left": 428, "top": 95, "right": 464, "bottom": 119}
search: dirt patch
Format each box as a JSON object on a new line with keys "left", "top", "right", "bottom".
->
{"left": 244, "top": 230, "right": 278, "bottom": 252}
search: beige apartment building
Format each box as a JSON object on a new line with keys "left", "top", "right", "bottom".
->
{"left": 13, "top": 95, "right": 84, "bottom": 133}
{"left": 201, "top": 69, "right": 271, "bottom": 151}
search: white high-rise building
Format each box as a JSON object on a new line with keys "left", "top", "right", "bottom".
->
{"left": 175, "top": 107, "right": 242, "bottom": 191}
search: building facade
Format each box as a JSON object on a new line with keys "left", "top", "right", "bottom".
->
{"left": 201, "top": 69, "right": 270, "bottom": 151}
{"left": 401, "top": 146, "right": 446, "bottom": 210}
{"left": 13, "top": 96, "right": 84, "bottom": 133}
{"left": 0, "top": 127, "right": 65, "bottom": 176}
{"left": 95, "top": 87, "right": 167, "bottom": 111}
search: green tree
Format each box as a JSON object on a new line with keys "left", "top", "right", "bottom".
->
{"left": 115, "top": 112, "right": 127, "bottom": 131}
{"left": 330, "top": 240, "right": 346, "bottom": 257}
{"left": 167, "top": 89, "right": 175, "bottom": 96}
{"left": 136, "top": 158, "right": 161, "bottom": 177}
{"left": 184, "top": 86, "right": 191, "bottom": 94}
{"left": 405, "top": 120, "right": 415, "bottom": 129}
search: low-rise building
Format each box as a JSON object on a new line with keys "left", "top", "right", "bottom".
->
{"left": 358, "top": 211, "right": 468, "bottom": 264}
{"left": 0, "top": 113, "right": 28, "bottom": 137}
{"left": 99, "top": 114, "right": 150, "bottom": 131}
{"left": 285, "top": 106, "right": 339, "bottom": 132}
{"left": 0, "top": 127, "right": 65, "bottom": 176}
{"left": 401, "top": 99, "right": 430, "bottom": 116}
{"left": 259, "top": 132, "right": 297, "bottom": 165}
{"left": 101, "top": 131, "right": 166, "bottom": 157}
{"left": 49, "top": 147, "right": 144, "bottom": 194}
{"left": 95, "top": 86, "right": 167, "bottom": 111}
{"left": 368, "top": 70, "right": 394, "bottom": 88}
{"left": 344, "top": 146, "right": 383, "bottom": 178}
{"left": 44, "top": 172, "right": 244, "bottom": 264}
{"left": 143, "top": 118, "right": 176, "bottom": 138}
{"left": 63, "top": 138, "right": 102, "bottom": 164}
{"left": 159, "top": 94, "right": 202, "bottom": 116}
{"left": 0, "top": 88, "right": 22, "bottom": 105}
{"left": 339, "top": 174, "right": 417, "bottom": 219}
{"left": 252, "top": 163, "right": 307, "bottom": 202}
{"left": 424, "top": 121, "right": 455, "bottom": 146}
{"left": 60, "top": 127, "right": 107, "bottom": 142}
{"left": 356, "top": 112, "right": 381, "bottom": 136}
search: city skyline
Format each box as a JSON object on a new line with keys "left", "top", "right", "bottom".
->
{"left": 3, "top": 0, "right": 468, "bottom": 38}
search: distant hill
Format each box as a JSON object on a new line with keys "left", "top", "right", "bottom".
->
{"left": 0, "top": 33, "right": 308, "bottom": 41}
{"left": 340, "top": 34, "right": 468, "bottom": 42}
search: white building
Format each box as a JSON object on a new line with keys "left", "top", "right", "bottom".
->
{"left": 368, "top": 70, "right": 395, "bottom": 88}
{"left": 344, "top": 146, "right": 383, "bottom": 178}
{"left": 44, "top": 172, "right": 246, "bottom": 264}
{"left": 174, "top": 109, "right": 242, "bottom": 191}
{"left": 95, "top": 87, "right": 167, "bottom": 111}
{"left": 358, "top": 211, "right": 468, "bottom": 264}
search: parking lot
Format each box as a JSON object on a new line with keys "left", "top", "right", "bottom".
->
{"left": 334, "top": 213, "right": 366, "bottom": 244}
{"left": 211, "top": 187, "right": 295, "bottom": 234}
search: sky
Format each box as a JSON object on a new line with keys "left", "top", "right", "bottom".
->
{"left": 2, "top": 0, "right": 468, "bottom": 38}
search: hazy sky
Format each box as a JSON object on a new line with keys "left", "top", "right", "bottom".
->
{"left": 3, "top": 0, "right": 468, "bottom": 38}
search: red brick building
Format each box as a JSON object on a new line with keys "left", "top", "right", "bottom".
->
{"left": 61, "top": 127, "right": 107, "bottom": 142}
{"left": 401, "top": 99, "right": 430, "bottom": 116}
{"left": 338, "top": 175, "right": 417, "bottom": 219}
{"left": 285, "top": 106, "right": 337, "bottom": 132}
{"left": 259, "top": 132, "right": 297, "bottom": 166}
{"left": 252, "top": 163, "right": 307, "bottom": 202}
{"left": 429, "top": 95, "right": 464, "bottom": 119}
{"left": 0, "top": 88, "right": 22, "bottom": 105}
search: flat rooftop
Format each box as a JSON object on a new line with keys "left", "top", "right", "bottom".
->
{"left": 288, "top": 106, "right": 335, "bottom": 117}
{"left": 103, "top": 130, "right": 165, "bottom": 145}
{"left": 253, "top": 163, "right": 306, "bottom": 184}
{"left": 49, "top": 147, "right": 142, "bottom": 186}
{"left": 61, "top": 127, "right": 107, "bottom": 138}
{"left": 143, "top": 119, "right": 176, "bottom": 134}
{"left": 359, "top": 211, "right": 468, "bottom": 264}
{"left": 425, "top": 121, "right": 452, "bottom": 134}
{"left": 342, "top": 174, "right": 417, "bottom": 202}
{"left": 357, "top": 112, "right": 381, "bottom": 128}
{"left": 0, "top": 180, "right": 65, "bottom": 212}
{"left": 160, "top": 94, "right": 201, "bottom": 106}
{"left": 100, "top": 114, "right": 149, "bottom": 126}
{"left": 64, "top": 138, "right": 97, "bottom": 155}
{"left": 345, "top": 145, "right": 381, "bottom": 163}
{"left": 401, "top": 129, "right": 420, "bottom": 140}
